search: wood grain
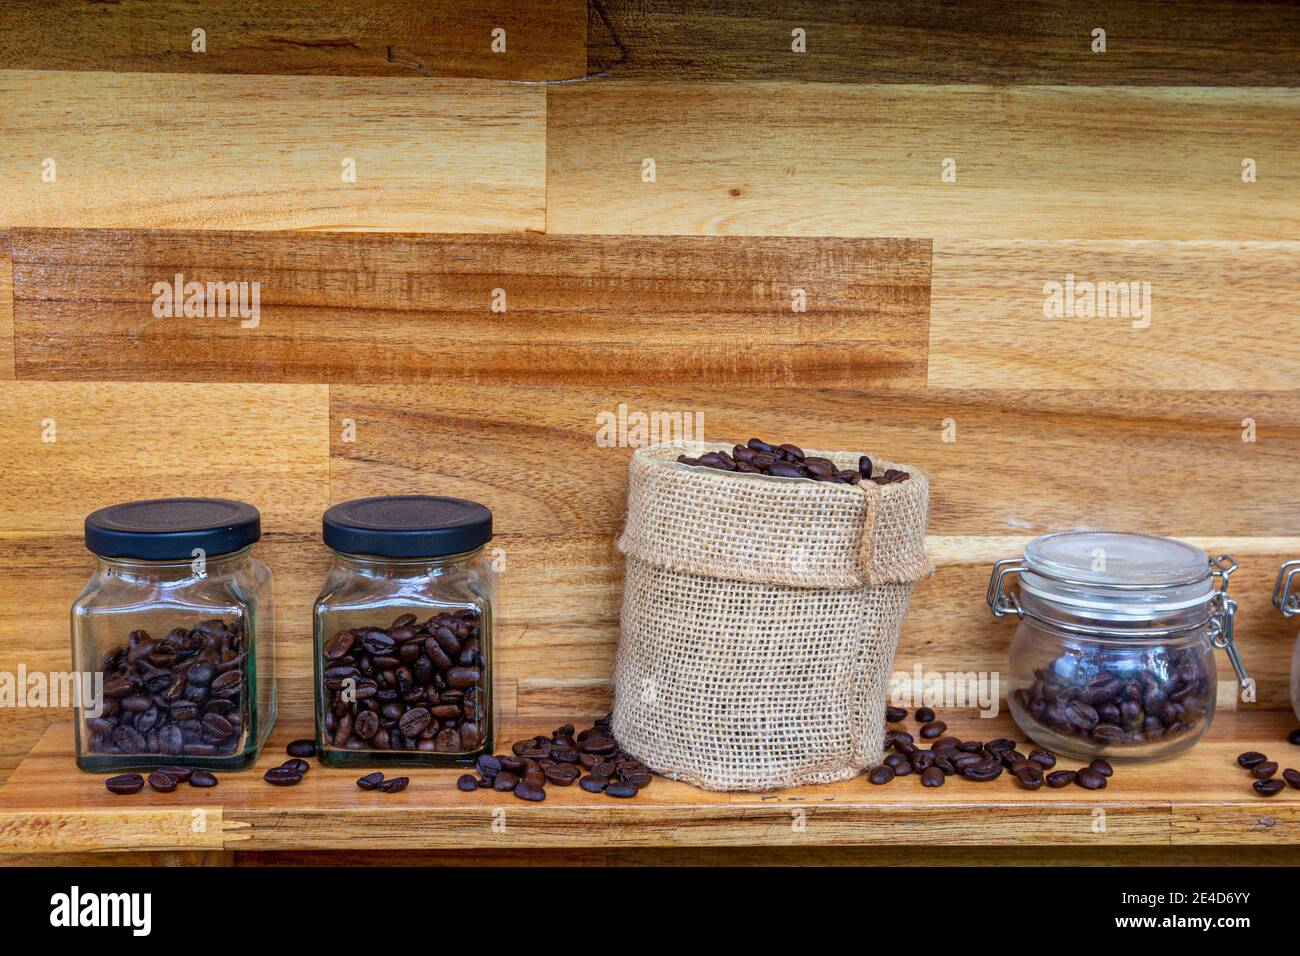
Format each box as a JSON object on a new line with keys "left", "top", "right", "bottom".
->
{"left": 3, "top": 711, "right": 1297, "bottom": 852}
{"left": 0, "top": 1, "right": 586, "bottom": 81}
{"left": 546, "top": 82, "right": 1299, "bottom": 239}
{"left": 8, "top": 228, "right": 931, "bottom": 387}
{"left": 0, "top": 231, "right": 11, "bottom": 379}
{"left": 0, "top": 382, "right": 328, "bottom": 533}
{"left": 929, "top": 240, "right": 1300, "bottom": 389}
{"left": 0, "top": 71, "right": 545, "bottom": 232}
{"left": 589, "top": 0, "right": 1300, "bottom": 85}
{"left": 332, "top": 384, "right": 1300, "bottom": 537}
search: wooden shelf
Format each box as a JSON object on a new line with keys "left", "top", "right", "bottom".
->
{"left": 1, "top": 711, "right": 1298, "bottom": 853}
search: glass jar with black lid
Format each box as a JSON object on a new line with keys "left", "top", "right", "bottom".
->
{"left": 314, "top": 495, "right": 496, "bottom": 768}
{"left": 987, "top": 531, "right": 1248, "bottom": 761}
{"left": 72, "top": 498, "right": 277, "bottom": 772}
{"left": 1271, "top": 560, "right": 1300, "bottom": 721}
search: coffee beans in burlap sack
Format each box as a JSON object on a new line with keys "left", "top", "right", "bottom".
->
{"left": 612, "top": 441, "right": 931, "bottom": 791}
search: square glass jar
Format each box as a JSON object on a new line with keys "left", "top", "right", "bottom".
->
{"left": 71, "top": 498, "right": 277, "bottom": 772}
{"left": 313, "top": 496, "right": 496, "bottom": 768}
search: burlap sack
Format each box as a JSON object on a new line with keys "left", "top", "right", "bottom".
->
{"left": 613, "top": 441, "right": 931, "bottom": 791}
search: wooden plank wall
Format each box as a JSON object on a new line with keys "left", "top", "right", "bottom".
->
{"left": 0, "top": 2, "right": 1298, "bottom": 863}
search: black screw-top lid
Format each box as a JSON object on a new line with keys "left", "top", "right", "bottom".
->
{"left": 85, "top": 498, "right": 261, "bottom": 560}
{"left": 322, "top": 496, "right": 493, "bottom": 559}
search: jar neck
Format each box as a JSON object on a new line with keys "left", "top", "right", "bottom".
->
{"left": 95, "top": 546, "right": 252, "bottom": 584}
{"left": 331, "top": 547, "right": 483, "bottom": 579}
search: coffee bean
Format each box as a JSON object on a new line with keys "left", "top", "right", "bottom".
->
{"left": 281, "top": 758, "right": 310, "bottom": 775}
{"left": 356, "top": 772, "right": 384, "bottom": 790}
{"left": 1252, "top": 761, "right": 1279, "bottom": 779}
{"left": 1088, "top": 759, "right": 1113, "bottom": 778}
{"left": 286, "top": 739, "right": 316, "bottom": 758}
{"left": 1075, "top": 768, "right": 1108, "bottom": 790}
{"left": 962, "top": 760, "right": 1003, "bottom": 782}
{"left": 1238, "top": 751, "right": 1268, "bottom": 768}
{"left": 264, "top": 767, "right": 303, "bottom": 786}
{"left": 886, "top": 706, "right": 907, "bottom": 723}
{"left": 544, "top": 764, "right": 579, "bottom": 786}
{"left": 378, "top": 776, "right": 409, "bottom": 793}
{"left": 1015, "top": 765, "right": 1044, "bottom": 790}
{"left": 1289, "top": 728, "right": 1300, "bottom": 746}
{"left": 457, "top": 774, "right": 479, "bottom": 792}
{"left": 1028, "top": 749, "right": 1057, "bottom": 770}
{"left": 1254, "top": 778, "right": 1285, "bottom": 797}
{"left": 921, "top": 767, "right": 945, "bottom": 788}
{"left": 985, "top": 738, "right": 1016, "bottom": 754}
{"left": 869, "top": 765, "right": 896, "bottom": 785}
{"left": 920, "top": 721, "right": 946, "bottom": 739}
{"left": 1283, "top": 768, "right": 1300, "bottom": 789}
{"left": 580, "top": 775, "right": 607, "bottom": 793}
{"left": 106, "top": 773, "right": 144, "bottom": 795}
{"left": 1046, "top": 770, "right": 1076, "bottom": 788}
{"left": 680, "top": 438, "right": 907, "bottom": 485}
{"left": 147, "top": 771, "right": 178, "bottom": 793}
{"left": 915, "top": 707, "right": 936, "bottom": 724}
{"left": 157, "top": 765, "right": 193, "bottom": 783}
{"left": 189, "top": 770, "right": 218, "bottom": 788}
{"left": 606, "top": 780, "right": 638, "bottom": 798}
{"left": 493, "top": 772, "right": 520, "bottom": 792}
{"left": 513, "top": 779, "right": 546, "bottom": 801}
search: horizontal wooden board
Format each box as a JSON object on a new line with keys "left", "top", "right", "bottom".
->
{"left": 0, "top": 0, "right": 586, "bottom": 81}
{"left": 546, "top": 82, "right": 1299, "bottom": 239}
{"left": 332, "top": 384, "right": 1300, "bottom": 537}
{"left": 0, "top": 382, "right": 328, "bottom": 532}
{"left": 8, "top": 228, "right": 930, "bottom": 386}
{"left": 0, "top": 71, "right": 545, "bottom": 232}
{"left": 4, "top": 711, "right": 1299, "bottom": 851}
{"left": 589, "top": 0, "right": 1300, "bottom": 85}
{"left": 929, "top": 240, "right": 1300, "bottom": 389}
{"left": 0, "top": 231, "right": 11, "bottom": 379}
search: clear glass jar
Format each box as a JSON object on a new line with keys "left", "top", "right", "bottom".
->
{"left": 313, "top": 496, "right": 496, "bottom": 768}
{"left": 987, "top": 532, "right": 1248, "bottom": 762}
{"left": 71, "top": 498, "right": 276, "bottom": 772}
{"left": 1271, "top": 560, "right": 1300, "bottom": 721}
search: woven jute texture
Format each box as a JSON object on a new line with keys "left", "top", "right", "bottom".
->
{"left": 612, "top": 442, "right": 932, "bottom": 792}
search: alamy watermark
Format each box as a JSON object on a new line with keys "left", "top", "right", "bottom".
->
{"left": 0, "top": 666, "right": 103, "bottom": 716}
{"left": 595, "top": 403, "right": 704, "bottom": 448}
{"left": 889, "top": 665, "right": 1001, "bottom": 718}
{"left": 1043, "top": 273, "right": 1151, "bottom": 329}
{"left": 152, "top": 273, "right": 261, "bottom": 328}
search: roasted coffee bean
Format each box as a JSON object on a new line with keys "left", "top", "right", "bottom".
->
{"left": 1238, "top": 751, "right": 1268, "bottom": 768}
{"left": 920, "top": 766, "right": 945, "bottom": 788}
{"left": 147, "top": 771, "right": 178, "bottom": 793}
{"left": 356, "top": 772, "right": 385, "bottom": 790}
{"left": 915, "top": 707, "right": 936, "bottom": 724}
{"left": 493, "top": 771, "right": 520, "bottom": 792}
{"left": 286, "top": 739, "right": 316, "bottom": 758}
{"left": 87, "top": 618, "right": 249, "bottom": 760}
{"left": 884, "top": 752, "right": 909, "bottom": 771}
{"left": 869, "top": 765, "right": 896, "bottom": 785}
{"left": 1252, "top": 761, "right": 1279, "bottom": 779}
{"left": 106, "top": 773, "right": 144, "bottom": 795}
{"left": 264, "top": 767, "right": 304, "bottom": 786}
{"left": 1283, "top": 768, "right": 1300, "bottom": 789}
{"left": 1075, "top": 768, "right": 1108, "bottom": 790}
{"left": 1028, "top": 749, "right": 1057, "bottom": 770}
{"left": 985, "top": 738, "right": 1016, "bottom": 754}
{"left": 1088, "top": 758, "right": 1113, "bottom": 778}
{"left": 1015, "top": 765, "right": 1044, "bottom": 790}
{"left": 1046, "top": 770, "right": 1076, "bottom": 788}
{"left": 1289, "top": 728, "right": 1300, "bottom": 746}
{"left": 281, "top": 758, "right": 310, "bottom": 775}
{"left": 544, "top": 764, "right": 580, "bottom": 786}
{"left": 457, "top": 774, "right": 478, "bottom": 792}
{"left": 189, "top": 770, "right": 218, "bottom": 788}
{"left": 378, "top": 776, "right": 409, "bottom": 793}
{"left": 606, "top": 780, "right": 638, "bottom": 798}
{"left": 886, "top": 706, "right": 908, "bottom": 723}
{"left": 514, "top": 779, "right": 546, "bottom": 801}
{"left": 962, "top": 760, "right": 1003, "bottom": 782}
{"left": 920, "top": 721, "right": 946, "bottom": 740}
{"left": 1254, "top": 778, "right": 1286, "bottom": 797}
{"left": 477, "top": 754, "right": 502, "bottom": 776}
{"left": 579, "top": 774, "right": 608, "bottom": 793}
{"left": 157, "top": 765, "right": 193, "bottom": 783}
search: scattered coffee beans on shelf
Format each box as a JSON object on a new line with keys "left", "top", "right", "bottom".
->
{"left": 462, "top": 716, "right": 652, "bottom": 802}
{"left": 87, "top": 618, "right": 249, "bottom": 759}
{"left": 322, "top": 610, "right": 486, "bottom": 755}
{"left": 105, "top": 767, "right": 221, "bottom": 795}
{"left": 1233, "top": 745, "right": 1299, "bottom": 797}
{"left": 677, "top": 438, "right": 910, "bottom": 486}
{"left": 875, "top": 707, "right": 1115, "bottom": 794}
